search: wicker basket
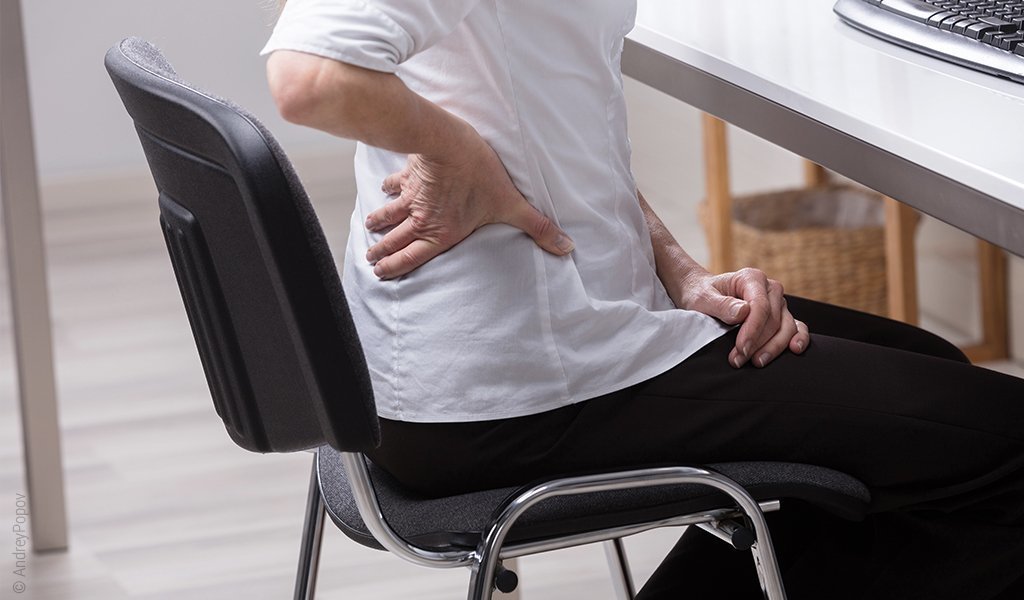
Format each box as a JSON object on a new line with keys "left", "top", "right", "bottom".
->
{"left": 701, "top": 184, "right": 902, "bottom": 316}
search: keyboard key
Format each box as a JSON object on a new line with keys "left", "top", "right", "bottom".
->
{"left": 996, "top": 32, "right": 1024, "bottom": 48}
{"left": 982, "top": 29, "right": 1012, "bottom": 43}
{"left": 929, "top": 10, "right": 962, "bottom": 25}
{"left": 880, "top": 0, "right": 943, "bottom": 22}
{"left": 978, "top": 15, "right": 1020, "bottom": 29}
{"left": 966, "top": 21, "right": 997, "bottom": 37}
{"left": 950, "top": 17, "right": 983, "bottom": 32}
{"left": 940, "top": 15, "right": 970, "bottom": 29}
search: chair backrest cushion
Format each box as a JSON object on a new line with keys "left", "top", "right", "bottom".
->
{"left": 104, "top": 37, "right": 379, "bottom": 453}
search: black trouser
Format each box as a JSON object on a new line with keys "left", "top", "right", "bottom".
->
{"left": 366, "top": 296, "right": 1024, "bottom": 599}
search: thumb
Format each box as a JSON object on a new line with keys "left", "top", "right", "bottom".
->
{"left": 505, "top": 201, "right": 575, "bottom": 256}
{"left": 691, "top": 288, "right": 748, "bottom": 324}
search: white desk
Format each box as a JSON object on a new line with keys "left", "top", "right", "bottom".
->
{"left": 623, "top": 0, "right": 1024, "bottom": 258}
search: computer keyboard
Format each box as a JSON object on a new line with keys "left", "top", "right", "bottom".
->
{"left": 834, "top": 0, "right": 1024, "bottom": 83}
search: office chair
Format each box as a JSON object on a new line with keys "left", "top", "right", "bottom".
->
{"left": 104, "top": 37, "right": 871, "bottom": 600}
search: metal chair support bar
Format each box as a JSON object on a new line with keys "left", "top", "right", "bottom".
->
{"left": 604, "top": 538, "right": 637, "bottom": 600}
{"left": 331, "top": 452, "right": 477, "bottom": 569}
{"left": 499, "top": 500, "right": 781, "bottom": 560}
{"left": 697, "top": 519, "right": 756, "bottom": 551}
{"left": 465, "top": 466, "right": 788, "bottom": 600}
{"left": 294, "top": 457, "right": 325, "bottom": 600}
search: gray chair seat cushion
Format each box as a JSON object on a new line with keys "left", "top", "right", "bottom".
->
{"left": 317, "top": 446, "right": 870, "bottom": 552}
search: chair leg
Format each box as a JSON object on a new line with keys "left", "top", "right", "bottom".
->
{"left": 744, "top": 518, "right": 786, "bottom": 600}
{"left": 467, "top": 554, "right": 495, "bottom": 600}
{"left": 294, "top": 454, "right": 326, "bottom": 600}
{"left": 603, "top": 538, "right": 636, "bottom": 600}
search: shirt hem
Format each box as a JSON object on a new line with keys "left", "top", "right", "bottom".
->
{"left": 376, "top": 320, "right": 731, "bottom": 423}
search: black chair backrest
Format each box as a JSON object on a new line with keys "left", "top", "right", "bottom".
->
{"left": 104, "top": 37, "right": 379, "bottom": 454}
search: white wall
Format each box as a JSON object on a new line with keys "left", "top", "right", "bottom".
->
{"left": 21, "top": 0, "right": 347, "bottom": 181}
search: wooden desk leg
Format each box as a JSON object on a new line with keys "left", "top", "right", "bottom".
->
{"left": 962, "top": 241, "right": 1009, "bottom": 363}
{"left": 1, "top": 0, "right": 68, "bottom": 552}
{"left": 702, "top": 114, "right": 733, "bottom": 274}
{"left": 804, "top": 161, "right": 829, "bottom": 188}
{"left": 884, "top": 197, "right": 920, "bottom": 326}
{"left": 883, "top": 198, "right": 1007, "bottom": 362}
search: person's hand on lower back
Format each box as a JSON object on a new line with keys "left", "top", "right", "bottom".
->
{"left": 267, "top": 52, "right": 572, "bottom": 279}
{"left": 363, "top": 124, "right": 574, "bottom": 279}
{"left": 676, "top": 268, "right": 810, "bottom": 368}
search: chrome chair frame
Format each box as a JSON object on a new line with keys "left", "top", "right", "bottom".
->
{"left": 297, "top": 450, "right": 788, "bottom": 600}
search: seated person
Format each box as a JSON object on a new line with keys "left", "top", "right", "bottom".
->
{"left": 262, "top": 1, "right": 1024, "bottom": 597}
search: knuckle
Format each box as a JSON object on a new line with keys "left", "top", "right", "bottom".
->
{"left": 531, "top": 213, "right": 554, "bottom": 238}
{"left": 436, "top": 231, "right": 458, "bottom": 247}
{"left": 399, "top": 248, "right": 420, "bottom": 267}
{"left": 408, "top": 214, "right": 431, "bottom": 234}
{"left": 737, "top": 268, "right": 768, "bottom": 291}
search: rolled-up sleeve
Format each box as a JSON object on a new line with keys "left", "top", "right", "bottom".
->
{"left": 260, "top": 0, "right": 482, "bottom": 73}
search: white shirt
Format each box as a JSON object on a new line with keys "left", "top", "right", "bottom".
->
{"left": 262, "top": 0, "right": 729, "bottom": 422}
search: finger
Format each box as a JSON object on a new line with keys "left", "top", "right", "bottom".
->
{"left": 738, "top": 282, "right": 787, "bottom": 364}
{"left": 688, "top": 288, "right": 749, "bottom": 325}
{"left": 381, "top": 171, "right": 403, "bottom": 196}
{"left": 365, "top": 219, "right": 417, "bottom": 264}
{"left": 747, "top": 306, "right": 797, "bottom": 367}
{"left": 372, "top": 238, "right": 444, "bottom": 280}
{"left": 365, "top": 195, "right": 410, "bottom": 232}
{"left": 753, "top": 280, "right": 786, "bottom": 350}
{"left": 736, "top": 276, "right": 785, "bottom": 363}
{"left": 789, "top": 318, "right": 811, "bottom": 354}
{"left": 730, "top": 269, "right": 771, "bottom": 364}
{"left": 502, "top": 200, "right": 575, "bottom": 256}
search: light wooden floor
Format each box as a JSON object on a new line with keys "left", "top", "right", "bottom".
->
{"left": 1, "top": 120, "right": 1022, "bottom": 599}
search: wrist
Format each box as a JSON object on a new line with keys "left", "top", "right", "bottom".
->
{"left": 659, "top": 248, "right": 710, "bottom": 307}
{"left": 422, "top": 113, "right": 480, "bottom": 165}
